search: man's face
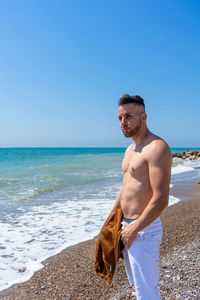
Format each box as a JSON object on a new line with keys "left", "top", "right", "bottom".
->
{"left": 118, "top": 103, "right": 145, "bottom": 138}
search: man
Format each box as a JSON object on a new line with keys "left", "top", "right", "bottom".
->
{"left": 114, "top": 94, "right": 172, "bottom": 300}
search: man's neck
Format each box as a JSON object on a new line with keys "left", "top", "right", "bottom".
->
{"left": 132, "top": 129, "right": 150, "bottom": 146}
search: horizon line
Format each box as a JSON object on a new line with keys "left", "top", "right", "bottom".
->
{"left": 0, "top": 146, "right": 199, "bottom": 149}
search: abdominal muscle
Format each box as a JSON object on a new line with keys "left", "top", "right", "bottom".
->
{"left": 120, "top": 174, "right": 153, "bottom": 219}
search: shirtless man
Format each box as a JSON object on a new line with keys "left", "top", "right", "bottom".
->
{"left": 115, "top": 94, "right": 172, "bottom": 300}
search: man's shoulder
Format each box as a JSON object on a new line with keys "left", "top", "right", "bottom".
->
{"left": 143, "top": 136, "right": 172, "bottom": 162}
{"left": 147, "top": 135, "right": 170, "bottom": 150}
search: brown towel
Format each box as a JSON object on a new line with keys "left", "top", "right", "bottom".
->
{"left": 95, "top": 201, "right": 124, "bottom": 284}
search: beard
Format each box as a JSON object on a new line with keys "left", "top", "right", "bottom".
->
{"left": 122, "top": 125, "right": 141, "bottom": 137}
{"left": 122, "top": 116, "right": 142, "bottom": 138}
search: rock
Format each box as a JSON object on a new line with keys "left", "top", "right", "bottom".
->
{"left": 176, "top": 274, "right": 181, "bottom": 280}
{"left": 174, "top": 152, "right": 183, "bottom": 158}
{"left": 18, "top": 267, "right": 26, "bottom": 273}
{"left": 41, "top": 285, "right": 46, "bottom": 290}
{"left": 132, "top": 291, "right": 136, "bottom": 296}
{"left": 189, "top": 155, "right": 196, "bottom": 160}
{"left": 173, "top": 150, "right": 200, "bottom": 160}
{"left": 162, "top": 264, "right": 168, "bottom": 269}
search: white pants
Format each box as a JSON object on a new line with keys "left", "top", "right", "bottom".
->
{"left": 122, "top": 217, "right": 162, "bottom": 300}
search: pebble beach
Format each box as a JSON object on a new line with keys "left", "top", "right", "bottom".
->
{"left": 0, "top": 196, "right": 199, "bottom": 300}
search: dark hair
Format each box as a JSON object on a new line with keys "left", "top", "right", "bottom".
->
{"left": 118, "top": 94, "right": 145, "bottom": 107}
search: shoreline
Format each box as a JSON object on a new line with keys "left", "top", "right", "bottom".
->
{"left": 0, "top": 190, "right": 189, "bottom": 293}
{"left": 0, "top": 196, "right": 200, "bottom": 299}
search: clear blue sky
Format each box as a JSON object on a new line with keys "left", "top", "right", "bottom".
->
{"left": 0, "top": 0, "right": 199, "bottom": 148}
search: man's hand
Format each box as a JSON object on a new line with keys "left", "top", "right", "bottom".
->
{"left": 121, "top": 222, "right": 138, "bottom": 248}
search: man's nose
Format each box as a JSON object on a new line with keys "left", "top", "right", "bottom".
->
{"left": 121, "top": 118, "right": 127, "bottom": 127}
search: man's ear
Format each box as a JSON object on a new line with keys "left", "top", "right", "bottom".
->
{"left": 143, "top": 113, "right": 147, "bottom": 121}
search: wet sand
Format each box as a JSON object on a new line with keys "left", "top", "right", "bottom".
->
{"left": 0, "top": 197, "right": 200, "bottom": 300}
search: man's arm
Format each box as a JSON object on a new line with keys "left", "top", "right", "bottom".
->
{"left": 121, "top": 140, "right": 172, "bottom": 248}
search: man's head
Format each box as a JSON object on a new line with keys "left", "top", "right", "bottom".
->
{"left": 118, "top": 94, "right": 145, "bottom": 108}
{"left": 118, "top": 94, "right": 147, "bottom": 138}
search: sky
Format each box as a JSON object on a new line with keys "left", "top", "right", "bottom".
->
{"left": 0, "top": 0, "right": 200, "bottom": 148}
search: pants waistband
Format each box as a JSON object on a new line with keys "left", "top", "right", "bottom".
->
{"left": 122, "top": 216, "right": 137, "bottom": 224}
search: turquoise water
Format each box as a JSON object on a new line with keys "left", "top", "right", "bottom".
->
{"left": 1, "top": 147, "right": 198, "bottom": 203}
{"left": 0, "top": 147, "right": 199, "bottom": 216}
{"left": 0, "top": 147, "right": 200, "bottom": 291}
{"left": 0, "top": 147, "right": 199, "bottom": 200}
{"left": 171, "top": 147, "right": 200, "bottom": 153}
{"left": 0, "top": 148, "right": 125, "bottom": 205}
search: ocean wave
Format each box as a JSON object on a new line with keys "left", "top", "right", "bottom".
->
{"left": 171, "top": 164, "right": 194, "bottom": 175}
{"left": 10, "top": 187, "right": 59, "bottom": 202}
{"left": 171, "top": 157, "right": 200, "bottom": 175}
{"left": 29, "top": 165, "right": 50, "bottom": 169}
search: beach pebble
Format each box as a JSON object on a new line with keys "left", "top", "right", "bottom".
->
{"left": 18, "top": 267, "right": 26, "bottom": 273}
{"left": 159, "top": 238, "right": 200, "bottom": 300}
{"left": 161, "top": 264, "right": 168, "bottom": 269}
{"left": 176, "top": 274, "right": 181, "bottom": 280}
{"left": 41, "top": 285, "right": 46, "bottom": 290}
{"left": 131, "top": 291, "right": 136, "bottom": 296}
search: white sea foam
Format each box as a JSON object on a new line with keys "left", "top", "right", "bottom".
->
{"left": 0, "top": 185, "right": 119, "bottom": 291}
{"left": 168, "top": 195, "right": 181, "bottom": 206}
{"left": 172, "top": 164, "right": 194, "bottom": 175}
{"left": 171, "top": 157, "right": 200, "bottom": 175}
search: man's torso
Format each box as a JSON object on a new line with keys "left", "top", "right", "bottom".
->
{"left": 121, "top": 135, "right": 162, "bottom": 218}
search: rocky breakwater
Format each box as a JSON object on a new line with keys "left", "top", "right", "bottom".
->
{"left": 172, "top": 150, "right": 200, "bottom": 160}
{"left": 173, "top": 150, "right": 200, "bottom": 186}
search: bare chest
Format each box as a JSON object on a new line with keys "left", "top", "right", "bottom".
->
{"left": 122, "top": 151, "right": 148, "bottom": 178}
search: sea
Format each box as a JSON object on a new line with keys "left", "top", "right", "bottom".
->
{"left": 0, "top": 147, "right": 200, "bottom": 291}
